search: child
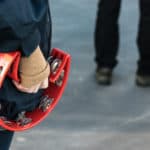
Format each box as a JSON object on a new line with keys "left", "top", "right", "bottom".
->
{"left": 0, "top": 0, "right": 51, "bottom": 149}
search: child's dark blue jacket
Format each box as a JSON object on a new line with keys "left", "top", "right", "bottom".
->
{"left": 0, "top": 0, "right": 52, "bottom": 119}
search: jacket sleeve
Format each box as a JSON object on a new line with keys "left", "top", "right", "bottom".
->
{"left": 0, "top": 0, "right": 49, "bottom": 56}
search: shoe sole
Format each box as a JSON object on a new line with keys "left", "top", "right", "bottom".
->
{"left": 96, "top": 75, "right": 112, "bottom": 85}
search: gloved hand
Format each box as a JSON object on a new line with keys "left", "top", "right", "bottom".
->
{"left": 12, "top": 78, "right": 48, "bottom": 93}
{"left": 13, "top": 46, "right": 50, "bottom": 93}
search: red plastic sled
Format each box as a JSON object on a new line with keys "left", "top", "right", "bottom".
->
{"left": 0, "top": 51, "right": 21, "bottom": 87}
{"left": 0, "top": 48, "right": 71, "bottom": 131}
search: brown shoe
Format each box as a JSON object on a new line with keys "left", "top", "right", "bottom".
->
{"left": 136, "top": 74, "right": 150, "bottom": 87}
{"left": 95, "top": 67, "right": 112, "bottom": 85}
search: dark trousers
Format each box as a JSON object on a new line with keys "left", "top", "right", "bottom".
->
{"left": 0, "top": 130, "right": 14, "bottom": 150}
{"left": 95, "top": 0, "right": 150, "bottom": 75}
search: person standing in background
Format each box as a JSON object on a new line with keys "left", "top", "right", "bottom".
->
{"left": 94, "top": 0, "right": 150, "bottom": 86}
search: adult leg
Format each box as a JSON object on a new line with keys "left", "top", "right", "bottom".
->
{"left": 136, "top": 0, "right": 150, "bottom": 86}
{"left": 0, "top": 130, "right": 14, "bottom": 150}
{"left": 137, "top": 0, "right": 150, "bottom": 74}
{"left": 94, "top": 0, "right": 121, "bottom": 69}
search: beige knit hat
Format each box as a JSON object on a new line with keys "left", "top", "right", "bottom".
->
{"left": 19, "top": 46, "right": 50, "bottom": 88}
